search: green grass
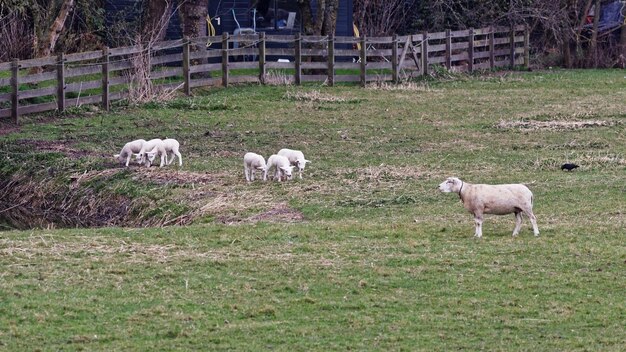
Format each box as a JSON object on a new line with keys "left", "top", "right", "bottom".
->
{"left": 0, "top": 69, "right": 625, "bottom": 350}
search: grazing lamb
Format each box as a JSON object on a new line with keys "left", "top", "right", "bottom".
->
{"left": 277, "top": 148, "right": 310, "bottom": 179}
{"left": 243, "top": 152, "right": 267, "bottom": 182}
{"left": 114, "top": 139, "right": 146, "bottom": 167}
{"left": 146, "top": 138, "right": 182, "bottom": 167}
{"left": 438, "top": 177, "right": 539, "bottom": 238}
{"left": 136, "top": 138, "right": 166, "bottom": 167}
{"left": 266, "top": 154, "right": 295, "bottom": 182}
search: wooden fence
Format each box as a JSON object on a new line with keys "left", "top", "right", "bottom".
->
{"left": 0, "top": 25, "right": 528, "bottom": 123}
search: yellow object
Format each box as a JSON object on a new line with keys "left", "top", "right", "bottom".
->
{"left": 353, "top": 23, "right": 361, "bottom": 50}
{"left": 206, "top": 15, "right": 216, "bottom": 47}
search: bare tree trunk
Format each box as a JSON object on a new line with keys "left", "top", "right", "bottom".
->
{"left": 296, "top": 0, "right": 338, "bottom": 36}
{"left": 142, "top": 0, "right": 174, "bottom": 43}
{"left": 621, "top": 20, "right": 626, "bottom": 64}
{"left": 34, "top": 0, "right": 75, "bottom": 59}
{"left": 180, "top": 0, "right": 208, "bottom": 39}
{"left": 297, "top": 0, "right": 316, "bottom": 35}
{"left": 322, "top": 0, "right": 339, "bottom": 36}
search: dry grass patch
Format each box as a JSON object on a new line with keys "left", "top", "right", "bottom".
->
{"left": 265, "top": 70, "right": 294, "bottom": 86}
{"left": 496, "top": 119, "right": 617, "bottom": 130}
{"left": 284, "top": 90, "right": 346, "bottom": 103}
{"left": 366, "top": 81, "right": 443, "bottom": 92}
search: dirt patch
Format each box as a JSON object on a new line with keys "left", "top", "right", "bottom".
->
{"left": 0, "top": 121, "right": 20, "bottom": 136}
{"left": 247, "top": 203, "right": 304, "bottom": 223}
{"left": 496, "top": 119, "right": 617, "bottom": 131}
{"left": 132, "top": 168, "right": 216, "bottom": 185}
{"left": 14, "top": 139, "right": 102, "bottom": 158}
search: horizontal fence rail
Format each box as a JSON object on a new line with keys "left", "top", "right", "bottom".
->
{"left": 0, "top": 25, "right": 528, "bottom": 123}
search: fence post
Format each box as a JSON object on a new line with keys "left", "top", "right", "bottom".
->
{"left": 10, "top": 59, "right": 19, "bottom": 124}
{"left": 102, "top": 47, "right": 110, "bottom": 111}
{"left": 182, "top": 37, "right": 191, "bottom": 95}
{"left": 421, "top": 31, "right": 428, "bottom": 76}
{"left": 467, "top": 28, "right": 474, "bottom": 73}
{"left": 509, "top": 24, "right": 516, "bottom": 68}
{"left": 259, "top": 32, "right": 266, "bottom": 84}
{"left": 295, "top": 33, "right": 301, "bottom": 85}
{"left": 327, "top": 34, "right": 335, "bottom": 87}
{"left": 359, "top": 35, "right": 366, "bottom": 87}
{"left": 57, "top": 53, "right": 65, "bottom": 112}
{"left": 445, "top": 29, "right": 452, "bottom": 70}
{"left": 392, "top": 34, "right": 398, "bottom": 83}
{"left": 524, "top": 25, "right": 530, "bottom": 69}
{"left": 222, "top": 33, "right": 229, "bottom": 88}
{"left": 489, "top": 26, "right": 495, "bottom": 69}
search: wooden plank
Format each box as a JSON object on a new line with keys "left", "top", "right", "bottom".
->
{"left": 0, "top": 92, "right": 11, "bottom": 103}
{"left": 229, "top": 76, "right": 259, "bottom": 84}
{"left": 451, "top": 42, "right": 469, "bottom": 51}
{"left": 227, "top": 48, "right": 257, "bottom": 56}
{"left": 0, "top": 77, "right": 11, "bottom": 86}
{"left": 515, "top": 24, "right": 525, "bottom": 31}
{"left": 65, "top": 79, "right": 102, "bottom": 93}
{"left": 474, "top": 62, "right": 491, "bottom": 70}
{"left": 182, "top": 38, "right": 190, "bottom": 95}
{"left": 328, "top": 35, "right": 335, "bottom": 87}
{"left": 102, "top": 47, "right": 110, "bottom": 111}
{"left": 151, "top": 53, "right": 183, "bottom": 66}
{"left": 189, "top": 63, "right": 222, "bottom": 73}
{"left": 66, "top": 94, "right": 103, "bottom": 107}
{"left": 110, "top": 60, "right": 134, "bottom": 72}
{"left": 65, "top": 50, "right": 102, "bottom": 63}
{"left": 189, "top": 49, "right": 223, "bottom": 60}
{"left": 189, "top": 77, "right": 221, "bottom": 88}
{"left": 18, "top": 86, "right": 56, "bottom": 99}
{"left": 18, "top": 57, "right": 57, "bottom": 69}
{"left": 259, "top": 32, "right": 266, "bottom": 84}
{"left": 428, "top": 43, "right": 446, "bottom": 53}
{"left": 335, "top": 37, "right": 359, "bottom": 44}
{"left": 302, "top": 36, "right": 329, "bottom": 43}
{"left": 489, "top": 26, "right": 495, "bottom": 69}
{"left": 514, "top": 35, "right": 525, "bottom": 43}
{"left": 19, "top": 101, "right": 57, "bottom": 115}
{"left": 264, "top": 35, "right": 295, "bottom": 43}
{"left": 266, "top": 62, "right": 294, "bottom": 69}
{"left": 152, "top": 39, "right": 183, "bottom": 51}
{"left": 109, "top": 75, "right": 131, "bottom": 85}
{"left": 335, "top": 75, "right": 360, "bottom": 82}
{"left": 367, "top": 49, "right": 392, "bottom": 56}
{"left": 301, "top": 74, "right": 328, "bottom": 82}
{"left": 266, "top": 48, "right": 295, "bottom": 56}
{"left": 302, "top": 49, "right": 328, "bottom": 56}
{"left": 301, "top": 62, "right": 328, "bottom": 70}
{"left": 494, "top": 48, "right": 511, "bottom": 57}
{"left": 450, "top": 29, "right": 471, "bottom": 37}
{"left": 228, "top": 62, "right": 258, "bottom": 70}
{"left": 295, "top": 33, "right": 301, "bottom": 85}
{"left": 334, "top": 62, "right": 360, "bottom": 69}
{"left": 398, "top": 36, "right": 411, "bottom": 69}
{"left": 524, "top": 26, "right": 530, "bottom": 68}
{"left": 154, "top": 82, "right": 184, "bottom": 91}
{"left": 367, "top": 62, "right": 392, "bottom": 69}
{"left": 20, "top": 71, "right": 57, "bottom": 84}
{"left": 451, "top": 52, "right": 469, "bottom": 61}
{"left": 57, "top": 53, "right": 65, "bottom": 112}
{"left": 429, "top": 56, "right": 446, "bottom": 64}
{"left": 190, "top": 36, "right": 222, "bottom": 46}
{"left": 109, "top": 45, "right": 142, "bottom": 57}
{"left": 494, "top": 59, "right": 510, "bottom": 67}
{"left": 493, "top": 37, "right": 510, "bottom": 45}
{"left": 473, "top": 39, "right": 489, "bottom": 48}
{"left": 65, "top": 65, "right": 101, "bottom": 78}
{"left": 367, "top": 37, "right": 393, "bottom": 44}
{"left": 0, "top": 62, "right": 11, "bottom": 71}
{"left": 229, "top": 34, "right": 259, "bottom": 42}
{"left": 473, "top": 51, "right": 491, "bottom": 59}
{"left": 0, "top": 108, "right": 10, "bottom": 118}
{"left": 150, "top": 67, "right": 181, "bottom": 79}
{"left": 473, "top": 27, "right": 492, "bottom": 35}
{"left": 334, "top": 49, "right": 360, "bottom": 57}
{"left": 428, "top": 31, "right": 447, "bottom": 40}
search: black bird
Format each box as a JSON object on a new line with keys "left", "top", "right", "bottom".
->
{"left": 561, "top": 163, "right": 579, "bottom": 171}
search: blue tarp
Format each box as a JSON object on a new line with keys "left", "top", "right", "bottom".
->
{"left": 583, "top": 0, "right": 625, "bottom": 32}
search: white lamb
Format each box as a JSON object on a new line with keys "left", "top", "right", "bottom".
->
{"left": 145, "top": 138, "right": 182, "bottom": 167}
{"left": 114, "top": 139, "right": 146, "bottom": 167}
{"left": 266, "top": 154, "right": 295, "bottom": 182}
{"left": 243, "top": 152, "right": 267, "bottom": 182}
{"left": 438, "top": 177, "right": 539, "bottom": 238}
{"left": 277, "top": 148, "right": 310, "bottom": 179}
{"left": 136, "top": 138, "right": 166, "bottom": 167}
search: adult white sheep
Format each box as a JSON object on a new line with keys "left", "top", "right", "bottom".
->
{"left": 114, "top": 139, "right": 146, "bottom": 167}
{"left": 266, "top": 154, "right": 295, "bottom": 182}
{"left": 438, "top": 177, "right": 539, "bottom": 238}
{"left": 136, "top": 138, "right": 166, "bottom": 167}
{"left": 145, "top": 138, "right": 182, "bottom": 167}
{"left": 277, "top": 148, "right": 310, "bottom": 179}
{"left": 243, "top": 152, "right": 267, "bottom": 182}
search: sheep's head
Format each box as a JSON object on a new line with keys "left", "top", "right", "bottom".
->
{"left": 438, "top": 177, "right": 463, "bottom": 193}
{"left": 280, "top": 165, "right": 295, "bottom": 180}
{"left": 135, "top": 153, "right": 146, "bottom": 165}
{"left": 114, "top": 154, "right": 123, "bottom": 163}
{"left": 295, "top": 158, "right": 310, "bottom": 172}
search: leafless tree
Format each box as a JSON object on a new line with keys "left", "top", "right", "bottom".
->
{"left": 354, "top": 0, "right": 417, "bottom": 36}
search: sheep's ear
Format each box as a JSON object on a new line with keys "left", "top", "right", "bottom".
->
{"left": 304, "top": 159, "right": 311, "bottom": 164}
{"left": 114, "top": 154, "right": 120, "bottom": 158}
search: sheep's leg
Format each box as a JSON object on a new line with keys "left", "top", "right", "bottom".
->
{"left": 125, "top": 154, "right": 131, "bottom": 167}
{"left": 474, "top": 214, "right": 483, "bottom": 238}
{"left": 526, "top": 210, "right": 540, "bottom": 236}
{"left": 251, "top": 169, "right": 255, "bottom": 181}
{"left": 299, "top": 170, "right": 303, "bottom": 179}
{"left": 244, "top": 166, "right": 251, "bottom": 182}
{"left": 512, "top": 211, "right": 523, "bottom": 236}
{"left": 263, "top": 169, "right": 267, "bottom": 181}
{"left": 167, "top": 152, "right": 175, "bottom": 165}
{"left": 159, "top": 153, "right": 166, "bottom": 167}
{"left": 175, "top": 151, "right": 182, "bottom": 166}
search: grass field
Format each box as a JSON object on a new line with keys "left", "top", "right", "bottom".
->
{"left": 1, "top": 69, "right": 625, "bottom": 350}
